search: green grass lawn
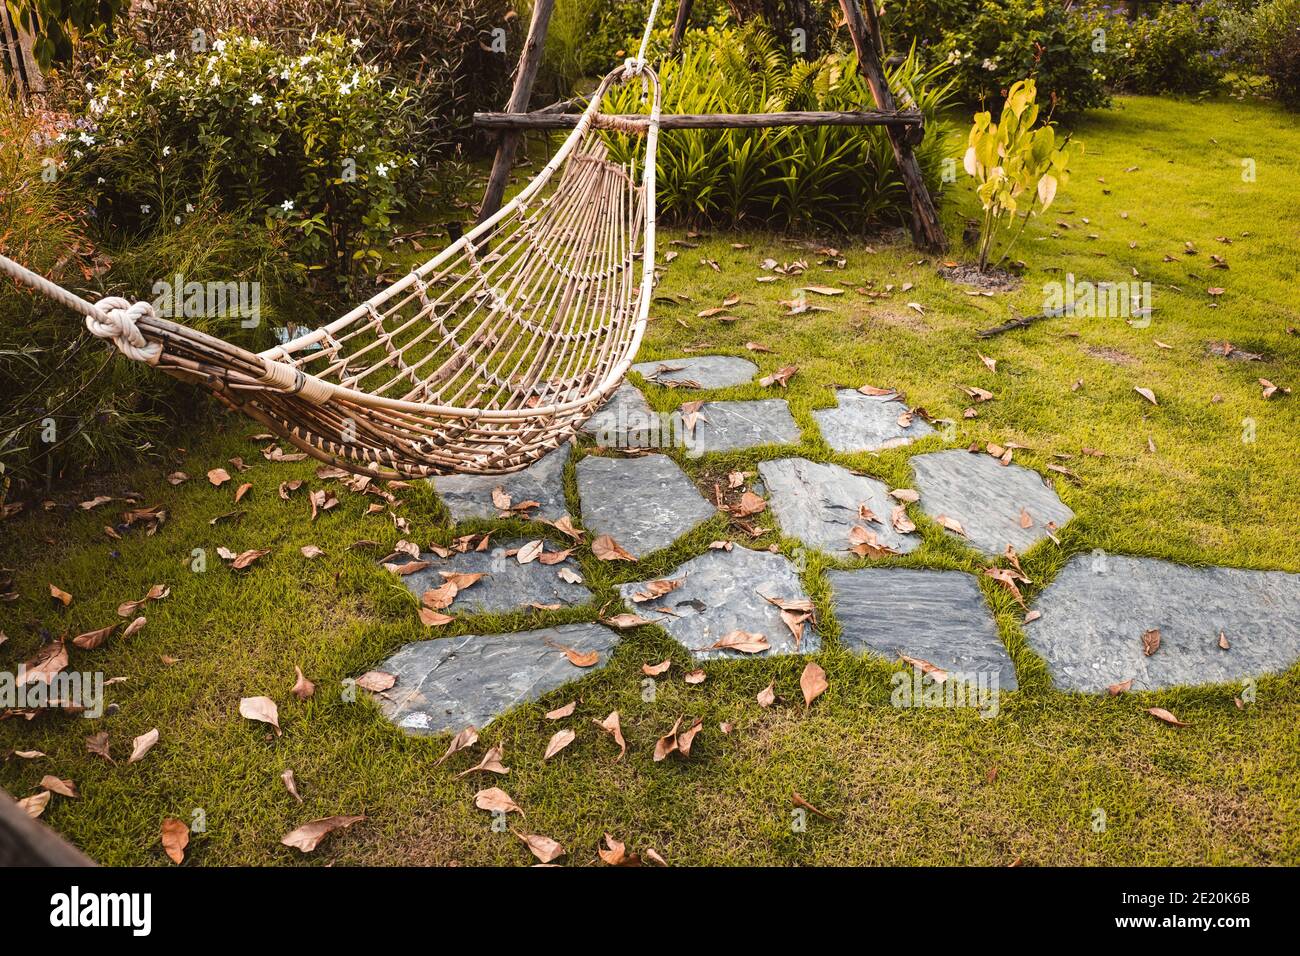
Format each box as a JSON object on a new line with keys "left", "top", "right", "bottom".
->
{"left": 2, "top": 95, "right": 1298, "bottom": 866}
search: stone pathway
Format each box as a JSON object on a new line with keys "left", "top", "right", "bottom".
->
{"left": 371, "top": 381, "right": 1300, "bottom": 737}
{"left": 1026, "top": 554, "right": 1300, "bottom": 693}
{"left": 685, "top": 399, "right": 800, "bottom": 456}
{"left": 432, "top": 443, "right": 570, "bottom": 524}
{"left": 911, "top": 449, "right": 1075, "bottom": 556}
{"left": 632, "top": 355, "right": 756, "bottom": 389}
{"left": 396, "top": 540, "right": 590, "bottom": 614}
{"left": 758, "top": 457, "right": 919, "bottom": 555}
{"left": 813, "top": 388, "right": 933, "bottom": 452}
{"left": 620, "top": 546, "right": 820, "bottom": 659}
{"left": 375, "top": 623, "right": 619, "bottom": 734}
{"left": 577, "top": 453, "right": 716, "bottom": 558}
{"left": 828, "top": 568, "right": 1017, "bottom": 688}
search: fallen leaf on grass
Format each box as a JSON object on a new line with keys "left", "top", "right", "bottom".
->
{"left": 86, "top": 731, "right": 113, "bottom": 764}
{"left": 456, "top": 744, "right": 509, "bottom": 777}
{"left": 161, "top": 818, "right": 189, "bottom": 864}
{"left": 1134, "top": 386, "right": 1158, "bottom": 406}
{"left": 1147, "top": 707, "right": 1188, "bottom": 727}
{"left": 49, "top": 584, "right": 72, "bottom": 607}
{"left": 72, "top": 624, "right": 116, "bottom": 651}
{"left": 239, "top": 696, "right": 282, "bottom": 736}
{"left": 599, "top": 833, "right": 639, "bottom": 866}
{"left": 545, "top": 701, "right": 575, "bottom": 720}
{"left": 40, "top": 775, "right": 78, "bottom": 798}
{"left": 593, "top": 711, "right": 627, "bottom": 760}
{"left": 20, "top": 640, "right": 67, "bottom": 684}
{"left": 291, "top": 666, "right": 315, "bottom": 701}
{"left": 684, "top": 669, "right": 706, "bottom": 685}
{"left": 514, "top": 830, "right": 565, "bottom": 864}
{"left": 418, "top": 608, "right": 456, "bottom": 627}
{"left": 281, "top": 769, "right": 302, "bottom": 802}
{"left": 603, "top": 613, "right": 652, "bottom": 629}
{"left": 129, "top": 728, "right": 160, "bottom": 764}
{"left": 592, "top": 535, "right": 635, "bottom": 562}
{"left": 123, "top": 616, "right": 146, "bottom": 638}
{"left": 301, "top": 545, "right": 325, "bottom": 559}
{"left": 207, "top": 468, "right": 231, "bottom": 486}
{"left": 544, "top": 729, "right": 576, "bottom": 760}
{"left": 281, "top": 815, "right": 366, "bottom": 853}
{"left": 18, "top": 791, "right": 50, "bottom": 818}
{"left": 435, "top": 726, "right": 478, "bottom": 765}
{"left": 642, "top": 659, "right": 672, "bottom": 676}
{"left": 792, "top": 791, "right": 832, "bottom": 819}
{"left": 475, "top": 787, "right": 522, "bottom": 816}
{"left": 800, "top": 662, "right": 828, "bottom": 708}
{"left": 757, "top": 683, "right": 776, "bottom": 708}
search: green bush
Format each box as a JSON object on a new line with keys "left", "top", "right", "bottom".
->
{"left": 601, "top": 23, "right": 955, "bottom": 231}
{"left": 1102, "top": 3, "right": 1228, "bottom": 95}
{"left": 66, "top": 32, "right": 420, "bottom": 285}
{"left": 1219, "top": 0, "right": 1300, "bottom": 106}
{"left": 0, "top": 100, "right": 293, "bottom": 491}
{"left": 883, "top": 0, "right": 1110, "bottom": 117}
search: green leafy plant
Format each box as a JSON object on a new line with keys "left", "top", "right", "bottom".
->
{"left": 5, "top": 0, "right": 125, "bottom": 67}
{"left": 66, "top": 32, "right": 420, "bottom": 287}
{"left": 1101, "top": 2, "right": 1228, "bottom": 96}
{"left": 601, "top": 22, "right": 954, "bottom": 231}
{"left": 964, "top": 78, "right": 1076, "bottom": 272}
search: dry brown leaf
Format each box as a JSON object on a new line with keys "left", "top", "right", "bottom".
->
{"left": 593, "top": 710, "right": 627, "bottom": 760}
{"left": 239, "top": 696, "right": 282, "bottom": 736}
{"left": 545, "top": 701, "right": 576, "bottom": 720}
{"left": 280, "top": 815, "right": 366, "bottom": 853}
{"left": 792, "top": 791, "right": 832, "bottom": 819}
{"left": 301, "top": 545, "right": 325, "bottom": 559}
{"left": 86, "top": 731, "right": 113, "bottom": 764}
{"left": 18, "top": 791, "right": 50, "bottom": 818}
{"left": 642, "top": 659, "right": 672, "bottom": 676}
{"left": 890, "top": 488, "right": 919, "bottom": 503}
{"left": 281, "top": 769, "right": 302, "bottom": 802}
{"left": 161, "top": 817, "right": 189, "bottom": 864}
{"left": 418, "top": 607, "right": 456, "bottom": 627}
{"left": 514, "top": 830, "right": 565, "bottom": 864}
{"left": 684, "top": 669, "right": 707, "bottom": 685}
{"left": 128, "top": 728, "right": 160, "bottom": 764}
{"left": 72, "top": 624, "right": 116, "bottom": 651}
{"left": 436, "top": 726, "right": 478, "bottom": 765}
{"left": 1218, "top": 630, "right": 1231, "bottom": 651}
{"left": 710, "top": 630, "right": 770, "bottom": 654}
{"left": 604, "top": 612, "right": 652, "bottom": 629}
{"left": 1147, "top": 707, "right": 1188, "bottom": 727}
{"left": 356, "top": 671, "right": 396, "bottom": 693}
{"left": 592, "top": 534, "right": 635, "bottom": 561}
{"left": 515, "top": 539, "right": 544, "bottom": 564}
{"left": 40, "top": 775, "right": 78, "bottom": 798}
{"left": 456, "top": 743, "right": 509, "bottom": 777}
{"left": 49, "top": 583, "right": 72, "bottom": 606}
{"left": 653, "top": 716, "right": 683, "bottom": 762}
{"left": 207, "top": 468, "right": 231, "bottom": 486}
{"left": 1141, "top": 628, "right": 1161, "bottom": 657}
{"left": 123, "top": 616, "right": 147, "bottom": 639}
{"left": 757, "top": 683, "right": 776, "bottom": 708}
{"left": 474, "top": 787, "right": 522, "bottom": 816}
{"left": 543, "top": 729, "right": 576, "bottom": 760}
{"left": 291, "top": 666, "right": 315, "bottom": 701}
{"left": 1134, "top": 386, "right": 1158, "bottom": 406}
{"left": 1107, "top": 678, "right": 1133, "bottom": 696}
{"left": 800, "top": 662, "right": 828, "bottom": 709}
{"left": 900, "top": 655, "right": 948, "bottom": 683}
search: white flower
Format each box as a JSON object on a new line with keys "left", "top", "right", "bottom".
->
{"left": 210, "top": 75, "right": 220, "bottom": 87}
{"left": 339, "top": 82, "right": 354, "bottom": 95}
{"left": 97, "top": 177, "right": 106, "bottom": 185}
{"left": 249, "top": 93, "right": 264, "bottom": 106}
{"left": 350, "top": 38, "right": 363, "bottom": 49}
{"left": 281, "top": 200, "right": 295, "bottom": 212}
{"left": 78, "top": 132, "right": 95, "bottom": 146}
{"left": 162, "top": 146, "right": 172, "bottom": 157}
{"left": 141, "top": 204, "right": 152, "bottom": 214}
{"left": 375, "top": 163, "right": 390, "bottom": 178}
{"left": 186, "top": 203, "right": 195, "bottom": 213}
{"left": 174, "top": 216, "right": 182, "bottom": 225}
{"left": 213, "top": 39, "right": 226, "bottom": 53}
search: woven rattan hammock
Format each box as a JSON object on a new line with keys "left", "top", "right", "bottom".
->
{"left": 0, "top": 57, "right": 662, "bottom": 479}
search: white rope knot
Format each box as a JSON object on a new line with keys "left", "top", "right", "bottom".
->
{"left": 624, "top": 57, "right": 645, "bottom": 77}
{"left": 88, "top": 297, "right": 163, "bottom": 365}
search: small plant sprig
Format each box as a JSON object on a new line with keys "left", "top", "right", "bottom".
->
{"left": 964, "top": 78, "right": 1079, "bottom": 273}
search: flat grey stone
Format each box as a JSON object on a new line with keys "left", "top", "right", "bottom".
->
{"left": 395, "top": 539, "right": 590, "bottom": 614}
{"left": 758, "top": 457, "right": 919, "bottom": 555}
{"left": 620, "top": 546, "right": 820, "bottom": 659}
{"left": 685, "top": 399, "right": 800, "bottom": 456}
{"left": 577, "top": 454, "right": 715, "bottom": 558}
{"left": 911, "top": 449, "right": 1074, "bottom": 556}
{"left": 813, "top": 388, "right": 934, "bottom": 452}
{"left": 632, "top": 355, "right": 757, "bottom": 389}
{"left": 1026, "top": 554, "right": 1300, "bottom": 693}
{"left": 375, "top": 623, "right": 619, "bottom": 735}
{"left": 432, "top": 443, "right": 570, "bottom": 524}
{"left": 828, "top": 568, "right": 1017, "bottom": 689}
{"left": 581, "top": 383, "right": 658, "bottom": 449}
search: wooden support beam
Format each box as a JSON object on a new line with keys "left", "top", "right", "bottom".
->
{"left": 0, "top": 789, "right": 97, "bottom": 866}
{"left": 476, "top": 0, "right": 557, "bottom": 226}
{"left": 670, "top": 0, "right": 695, "bottom": 57}
{"left": 837, "top": 0, "right": 947, "bottom": 252}
{"left": 474, "top": 108, "right": 924, "bottom": 132}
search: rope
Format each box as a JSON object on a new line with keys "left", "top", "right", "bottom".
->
{"left": 0, "top": 253, "right": 163, "bottom": 365}
{"left": 626, "top": 0, "right": 664, "bottom": 75}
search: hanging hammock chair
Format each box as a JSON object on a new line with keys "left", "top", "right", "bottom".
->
{"left": 0, "top": 58, "right": 662, "bottom": 479}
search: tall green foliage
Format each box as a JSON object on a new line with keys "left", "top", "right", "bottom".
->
{"left": 5, "top": 0, "right": 125, "bottom": 67}
{"left": 601, "top": 23, "right": 955, "bottom": 231}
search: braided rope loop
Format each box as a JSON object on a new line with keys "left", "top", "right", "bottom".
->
{"left": 88, "top": 297, "right": 164, "bottom": 365}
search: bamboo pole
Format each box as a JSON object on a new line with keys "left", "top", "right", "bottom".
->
{"left": 837, "top": 0, "right": 947, "bottom": 252}
{"left": 476, "top": 0, "right": 557, "bottom": 226}
{"left": 473, "top": 108, "right": 923, "bottom": 131}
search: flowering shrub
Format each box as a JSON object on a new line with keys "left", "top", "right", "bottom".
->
{"left": 1101, "top": 3, "right": 1228, "bottom": 95}
{"left": 66, "top": 33, "right": 421, "bottom": 284}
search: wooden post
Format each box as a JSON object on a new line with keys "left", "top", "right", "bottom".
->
{"left": 669, "top": 0, "right": 695, "bottom": 57}
{"left": 1, "top": 5, "right": 30, "bottom": 106}
{"left": 476, "top": 0, "right": 557, "bottom": 226}
{"left": 837, "top": 0, "right": 947, "bottom": 252}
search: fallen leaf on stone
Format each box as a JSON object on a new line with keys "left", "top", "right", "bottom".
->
{"left": 281, "top": 815, "right": 366, "bottom": 853}
{"left": 515, "top": 539, "right": 544, "bottom": 564}
{"left": 557, "top": 567, "right": 583, "bottom": 585}
{"left": 550, "top": 642, "right": 599, "bottom": 667}
{"left": 1147, "top": 707, "right": 1188, "bottom": 727}
{"left": 603, "top": 612, "right": 652, "bottom": 630}
{"left": 544, "top": 729, "right": 576, "bottom": 760}
{"left": 592, "top": 535, "right": 635, "bottom": 562}
{"left": 631, "top": 578, "right": 682, "bottom": 603}
{"left": 1107, "top": 679, "right": 1133, "bottom": 696}
{"left": 890, "top": 488, "right": 919, "bottom": 503}
{"left": 475, "top": 787, "right": 522, "bottom": 816}
{"left": 356, "top": 671, "right": 396, "bottom": 693}
{"left": 239, "top": 696, "right": 282, "bottom": 736}
{"left": 386, "top": 559, "right": 430, "bottom": 576}
{"left": 934, "top": 514, "right": 966, "bottom": 536}
{"left": 514, "top": 830, "right": 565, "bottom": 864}
{"left": 161, "top": 818, "right": 189, "bottom": 864}
{"left": 757, "top": 683, "right": 776, "bottom": 708}
{"left": 800, "top": 662, "right": 828, "bottom": 708}
{"left": 456, "top": 743, "right": 509, "bottom": 777}
{"left": 129, "top": 728, "right": 160, "bottom": 763}
{"left": 711, "top": 630, "right": 770, "bottom": 654}
{"left": 593, "top": 710, "right": 627, "bottom": 760}
{"left": 1141, "top": 628, "right": 1161, "bottom": 657}
{"left": 1218, "top": 631, "right": 1231, "bottom": 650}
{"left": 1024, "top": 609, "right": 1042, "bottom": 624}
{"left": 900, "top": 655, "right": 948, "bottom": 683}
{"left": 891, "top": 505, "right": 916, "bottom": 535}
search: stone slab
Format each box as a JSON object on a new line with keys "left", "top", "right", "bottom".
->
{"left": 813, "top": 388, "right": 934, "bottom": 452}
{"left": 432, "top": 443, "right": 570, "bottom": 524}
{"left": 685, "top": 399, "right": 800, "bottom": 456}
{"left": 581, "top": 383, "right": 657, "bottom": 449}
{"left": 827, "top": 568, "right": 1017, "bottom": 689}
{"left": 758, "top": 457, "right": 920, "bottom": 555}
{"left": 620, "top": 546, "right": 820, "bottom": 659}
{"left": 576, "top": 453, "right": 716, "bottom": 558}
{"left": 1026, "top": 554, "right": 1300, "bottom": 693}
{"left": 395, "top": 539, "right": 591, "bottom": 614}
{"left": 911, "top": 449, "right": 1075, "bottom": 556}
{"left": 632, "top": 355, "right": 757, "bottom": 389}
{"left": 375, "top": 623, "right": 619, "bottom": 735}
